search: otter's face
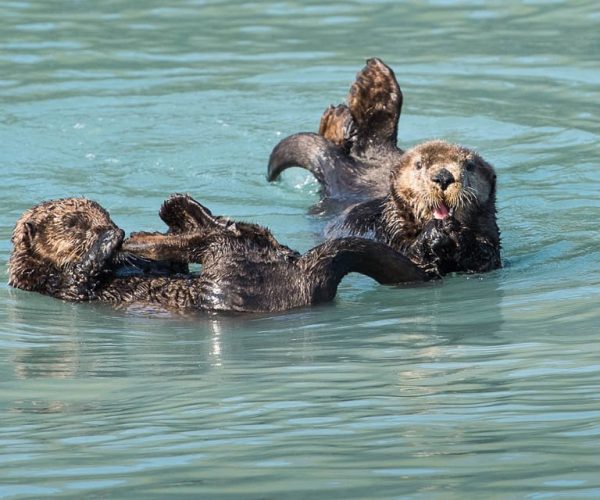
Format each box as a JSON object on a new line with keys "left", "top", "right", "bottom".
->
{"left": 391, "top": 140, "right": 496, "bottom": 224}
{"left": 10, "top": 198, "right": 122, "bottom": 271}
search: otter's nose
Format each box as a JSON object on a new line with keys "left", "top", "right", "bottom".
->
{"left": 431, "top": 168, "right": 455, "bottom": 191}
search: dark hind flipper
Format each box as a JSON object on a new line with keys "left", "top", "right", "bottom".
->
{"left": 267, "top": 132, "right": 358, "bottom": 197}
{"left": 347, "top": 58, "right": 402, "bottom": 154}
{"left": 318, "top": 104, "right": 356, "bottom": 152}
{"left": 159, "top": 193, "right": 227, "bottom": 233}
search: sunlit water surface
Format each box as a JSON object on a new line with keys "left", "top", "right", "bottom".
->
{"left": 1, "top": 1, "right": 599, "bottom": 498}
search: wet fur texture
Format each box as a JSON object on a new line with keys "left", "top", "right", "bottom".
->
{"left": 8, "top": 195, "right": 429, "bottom": 313}
{"left": 329, "top": 141, "right": 501, "bottom": 275}
{"left": 268, "top": 57, "right": 501, "bottom": 275}
{"left": 8, "top": 198, "right": 126, "bottom": 301}
{"left": 268, "top": 57, "right": 404, "bottom": 201}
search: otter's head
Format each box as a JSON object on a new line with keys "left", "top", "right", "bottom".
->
{"left": 8, "top": 198, "right": 122, "bottom": 290}
{"left": 391, "top": 140, "right": 497, "bottom": 225}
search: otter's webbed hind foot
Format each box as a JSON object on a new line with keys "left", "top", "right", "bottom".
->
{"left": 267, "top": 58, "right": 404, "bottom": 204}
{"left": 123, "top": 231, "right": 207, "bottom": 264}
{"left": 347, "top": 57, "right": 402, "bottom": 156}
{"left": 159, "top": 193, "right": 224, "bottom": 233}
{"left": 111, "top": 248, "right": 188, "bottom": 277}
{"left": 318, "top": 104, "right": 356, "bottom": 153}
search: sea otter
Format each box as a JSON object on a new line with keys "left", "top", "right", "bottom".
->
{"left": 267, "top": 58, "right": 501, "bottom": 274}
{"left": 8, "top": 195, "right": 429, "bottom": 313}
{"left": 328, "top": 140, "right": 501, "bottom": 275}
{"left": 268, "top": 57, "right": 404, "bottom": 201}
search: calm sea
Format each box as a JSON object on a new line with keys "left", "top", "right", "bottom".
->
{"left": 1, "top": 1, "right": 599, "bottom": 498}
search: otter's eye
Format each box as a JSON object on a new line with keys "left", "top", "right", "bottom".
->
{"left": 64, "top": 216, "right": 78, "bottom": 229}
{"left": 465, "top": 160, "right": 476, "bottom": 172}
{"left": 415, "top": 161, "right": 422, "bottom": 170}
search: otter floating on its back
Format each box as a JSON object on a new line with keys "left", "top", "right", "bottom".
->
{"left": 328, "top": 140, "right": 502, "bottom": 275}
{"left": 8, "top": 194, "right": 429, "bottom": 313}
{"left": 267, "top": 58, "right": 501, "bottom": 275}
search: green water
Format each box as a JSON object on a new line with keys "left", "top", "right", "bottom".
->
{"left": 1, "top": 1, "right": 599, "bottom": 498}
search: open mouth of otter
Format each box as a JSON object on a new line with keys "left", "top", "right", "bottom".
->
{"left": 433, "top": 202, "right": 454, "bottom": 220}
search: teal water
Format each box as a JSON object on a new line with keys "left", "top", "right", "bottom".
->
{"left": 1, "top": 1, "right": 599, "bottom": 497}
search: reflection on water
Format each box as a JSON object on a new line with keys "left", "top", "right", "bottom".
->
{"left": 1, "top": 0, "right": 600, "bottom": 497}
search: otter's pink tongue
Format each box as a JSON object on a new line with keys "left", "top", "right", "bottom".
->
{"left": 433, "top": 202, "right": 450, "bottom": 220}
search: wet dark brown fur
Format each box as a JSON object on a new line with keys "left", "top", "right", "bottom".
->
{"left": 8, "top": 195, "right": 429, "bottom": 313}
{"left": 267, "top": 57, "right": 501, "bottom": 275}
{"left": 8, "top": 198, "right": 126, "bottom": 301}
{"left": 328, "top": 140, "right": 501, "bottom": 275}
{"left": 7, "top": 198, "right": 185, "bottom": 301}
{"left": 268, "top": 57, "right": 404, "bottom": 201}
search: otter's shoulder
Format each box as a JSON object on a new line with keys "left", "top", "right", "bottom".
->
{"left": 326, "top": 196, "right": 390, "bottom": 241}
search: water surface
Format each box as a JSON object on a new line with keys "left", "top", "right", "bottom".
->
{"left": 1, "top": 0, "right": 599, "bottom": 498}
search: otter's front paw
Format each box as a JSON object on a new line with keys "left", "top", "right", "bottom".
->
{"left": 439, "top": 216, "right": 460, "bottom": 234}
{"left": 421, "top": 219, "right": 455, "bottom": 252}
{"left": 80, "top": 228, "right": 124, "bottom": 272}
{"left": 62, "top": 228, "right": 124, "bottom": 300}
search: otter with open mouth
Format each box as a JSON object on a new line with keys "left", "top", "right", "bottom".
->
{"left": 267, "top": 57, "right": 501, "bottom": 275}
{"left": 327, "top": 140, "right": 501, "bottom": 275}
{"left": 8, "top": 195, "right": 429, "bottom": 313}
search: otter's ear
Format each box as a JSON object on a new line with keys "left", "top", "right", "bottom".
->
{"left": 13, "top": 221, "right": 36, "bottom": 247}
{"left": 24, "top": 222, "right": 36, "bottom": 241}
{"left": 160, "top": 193, "right": 222, "bottom": 233}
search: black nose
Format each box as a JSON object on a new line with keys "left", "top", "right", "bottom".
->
{"left": 431, "top": 168, "right": 455, "bottom": 190}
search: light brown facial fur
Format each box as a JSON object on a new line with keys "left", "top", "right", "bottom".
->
{"left": 391, "top": 140, "right": 496, "bottom": 224}
{"left": 8, "top": 198, "right": 120, "bottom": 288}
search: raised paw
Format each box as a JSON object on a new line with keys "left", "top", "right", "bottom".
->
{"left": 81, "top": 228, "right": 125, "bottom": 271}
{"left": 67, "top": 228, "right": 125, "bottom": 297}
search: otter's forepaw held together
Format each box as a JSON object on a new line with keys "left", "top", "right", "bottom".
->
{"left": 58, "top": 228, "right": 124, "bottom": 301}
{"left": 405, "top": 219, "right": 459, "bottom": 274}
{"left": 438, "top": 215, "right": 461, "bottom": 234}
{"left": 420, "top": 219, "right": 458, "bottom": 252}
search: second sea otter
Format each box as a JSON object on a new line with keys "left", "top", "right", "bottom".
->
{"left": 267, "top": 58, "right": 501, "bottom": 275}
